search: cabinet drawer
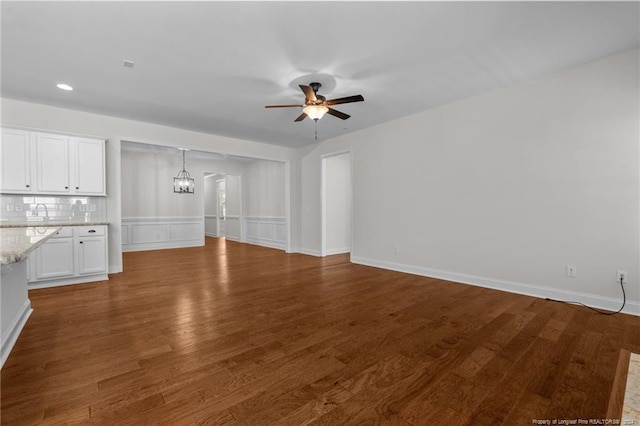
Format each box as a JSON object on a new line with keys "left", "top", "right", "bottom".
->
{"left": 76, "top": 226, "right": 105, "bottom": 237}
{"left": 51, "top": 227, "right": 73, "bottom": 238}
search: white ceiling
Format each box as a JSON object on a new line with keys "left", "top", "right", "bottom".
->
{"left": 2, "top": 2, "right": 638, "bottom": 148}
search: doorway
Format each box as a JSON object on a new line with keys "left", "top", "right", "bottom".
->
{"left": 203, "top": 172, "right": 242, "bottom": 242}
{"left": 216, "top": 178, "right": 226, "bottom": 237}
{"left": 204, "top": 173, "right": 223, "bottom": 237}
{"left": 321, "top": 151, "right": 352, "bottom": 256}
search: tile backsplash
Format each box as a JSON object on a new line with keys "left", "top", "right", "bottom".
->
{"left": 0, "top": 195, "right": 107, "bottom": 223}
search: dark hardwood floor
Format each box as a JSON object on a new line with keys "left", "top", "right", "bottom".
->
{"left": 2, "top": 237, "right": 639, "bottom": 425}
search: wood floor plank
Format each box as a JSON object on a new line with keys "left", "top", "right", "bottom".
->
{"left": 2, "top": 237, "right": 639, "bottom": 425}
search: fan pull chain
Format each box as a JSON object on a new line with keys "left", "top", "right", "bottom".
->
{"left": 314, "top": 119, "right": 318, "bottom": 141}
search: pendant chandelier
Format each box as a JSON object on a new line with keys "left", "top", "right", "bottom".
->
{"left": 173, "top": 149, "right": 195, "bottom": 194}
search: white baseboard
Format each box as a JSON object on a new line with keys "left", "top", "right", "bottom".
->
{"left": 325, "top": 247, "right": 350, "bottom": 256}
{"left": 299, "top": 248, "right": 322, "bottom": 257}
{"left": 351, "top": 256, "right": 640, "bottom": 316}
{"left": 1, "top": 300, "right": 32, "bottom": 368}
{"left": 296, "top": 248, "right": 349, "bottom": 257}
{"left": 123, "top": 240, "right": 204, "bottom": 252}
{"left": 28, "top": 273, "right": 109, "bottom": 290}
{"left": 245, "top": 237, "right": 285, "bottom": 251}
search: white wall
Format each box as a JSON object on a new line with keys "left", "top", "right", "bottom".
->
{"left": 120, "top": 149, "right": 246, "bottom": 218}
{"left": 243, "top": 159, "right": 286, "bottom": 217}
{"left": 324, "top": 153, "right": 351, "bottom": 255}
{"left": 299, "top": 49, "right": 640, "bottom": 313}
{"left": 121, "top": 150, "right": 200, "bottom": 218}
{"left": 1, "top": 99, "right": 298, "bottom": 271}
{"left": 242, "top": 159, "right": 287, "bottom": 249}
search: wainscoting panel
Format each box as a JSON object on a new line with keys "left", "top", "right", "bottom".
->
{"left": 225, "top": 216, "right": 241, "bottom": 242}
{"left": 245, "top": 216, "right": 286, "bottom": 250}
{"left": 122, "top": 217, "right": 204, "bottom": 252}
{"left": 130, "top": 224, "right": 168, "bottom": 245}
{"left": 169, "top": 222, "right": 201, "bottom": 242}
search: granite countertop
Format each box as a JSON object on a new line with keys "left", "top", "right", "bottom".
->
{"left": 0, "top": 221, "right": 109, "bottom": 229}
{"left": 0, "top": 227, "right": 61, "bottom": 265}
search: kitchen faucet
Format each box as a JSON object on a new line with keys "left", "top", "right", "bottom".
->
{"left": 33, "top": 203, "right": 49, "bottom": 221}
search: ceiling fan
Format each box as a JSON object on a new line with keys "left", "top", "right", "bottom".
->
{"left": 265, "top": 82, "right": 364, "bottom": 122}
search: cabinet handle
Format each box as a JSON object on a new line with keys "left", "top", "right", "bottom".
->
{"left": 88, "top": 230, "right": 96, "bottom": 233}
{"left": 79, "top": 241, "right": 83, "bottom": 244}
{"left": 65, "top": 186, "right": 69, "bottom": 189}
{"left": 76, "top": 186, "right": 79, "bottom": 190}
{"left": 26, "top": 184, "right": 30, "bottom": 188}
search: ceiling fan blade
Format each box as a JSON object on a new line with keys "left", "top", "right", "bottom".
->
{"left": 265, "top": 104, "right": 303, "bottom": 108}
{"left": 325, "top": 95, "right": 364, "bottom": 106}
{"left": 294, "top": 112, "right": 307, "bottom": 122}
{"left": 299, "top": 85, "right": 317, "bottom": 102}
{"left": 327, "top": 108, "right": 351, "bottom": 120}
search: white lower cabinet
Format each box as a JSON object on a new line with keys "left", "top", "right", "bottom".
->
{"left": 77, "top": 226, "right": 107, "bottom": 275}
{"left": 34, "top": 238, "right": 75, "bottom": 280}
{"left": 28, "top": 225, "right": 108, "bottom": 288}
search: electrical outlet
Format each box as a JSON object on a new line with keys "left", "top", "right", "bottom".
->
{"left": 617, "top": 270, "right": 628, "bottom": 285}
{"left": 393, "top": 246, "right": 399, "bottom": 255}
{"left": 86, "top": 204, "right": 96, "bottom": 212}
{"left": 566, "top": 265, "right": 577, "bottom": 277}
{"left": 5, "top": 204, "right": 14, "bottom": 212}
{"left": 14, "top": 204, "right": 23, "bottom": 212}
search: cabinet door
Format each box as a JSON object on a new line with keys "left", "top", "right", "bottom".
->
{"left": 35, "top": 133, "right": 70, "bottom": 194}
{"left": 77, "top": 236, "right": 107, "bottom": 275}
{"left": 71, "top": 137, "right": 105, "bottom": 195}
{"left": 32, "top": 238, "right": 75, "bottom": 280}
{"left": 0, "top": 129, "right": 32, "bottom": 193}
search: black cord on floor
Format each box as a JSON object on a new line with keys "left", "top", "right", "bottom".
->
{"left": 545, "top": 277, "right": 626, "bottom": 315}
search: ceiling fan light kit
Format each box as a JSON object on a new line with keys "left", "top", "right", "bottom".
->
{"left": 303, "top": 104, "right": 329, "bottom": 120}
{"left": 265, "top": 81, "right": 364, "bottom": 127}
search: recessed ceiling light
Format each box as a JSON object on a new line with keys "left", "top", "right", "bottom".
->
{"left": 56, "top": 83, "right": 73, "bottom": 91}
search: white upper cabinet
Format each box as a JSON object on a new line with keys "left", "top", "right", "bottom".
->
{"left": 72, "top": 137, "right": 105, "bottom": 196}
{"left": 35, "top": 133, "right": 70, "bottom": 194}
{"left": 0, "top": 128, "right": 106, "bottom": 196}
{"left": 0, "top": 128, "right": 31, "bottom": 192}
